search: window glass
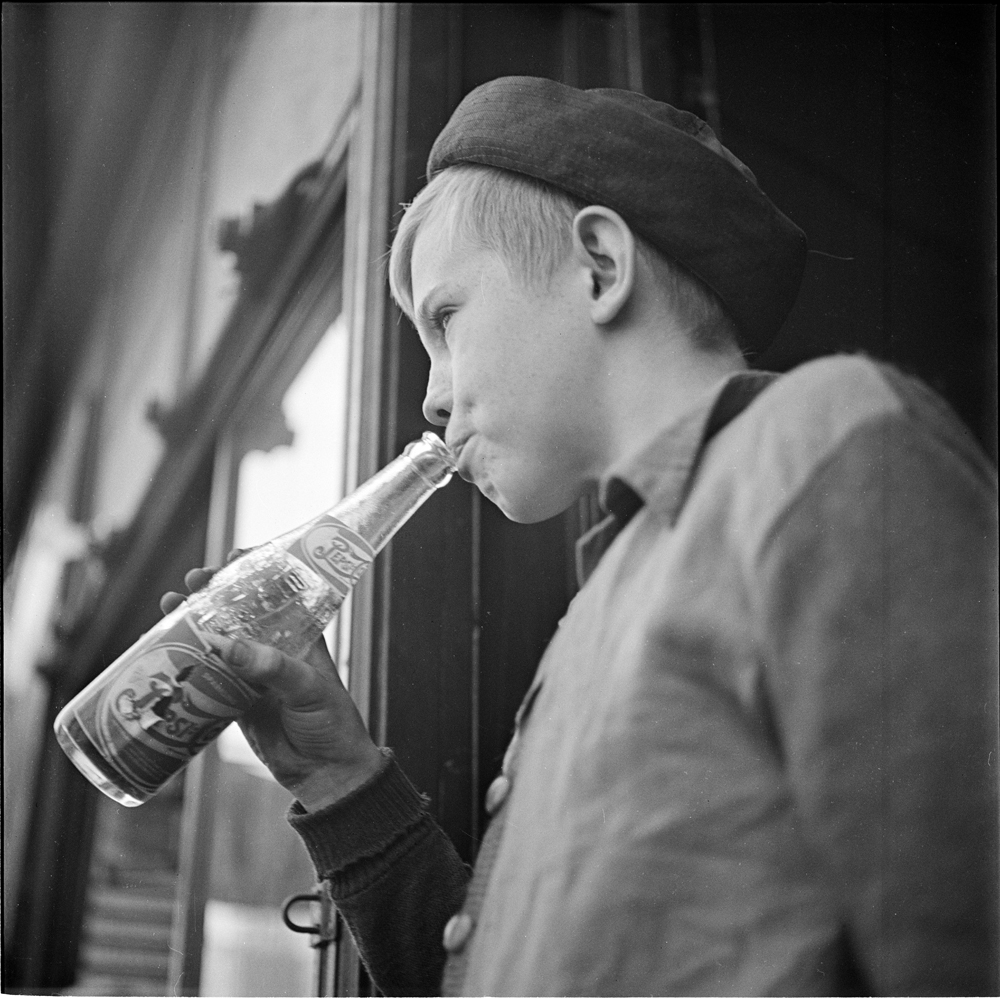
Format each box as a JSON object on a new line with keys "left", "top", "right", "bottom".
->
{"left": 201, "top": 315, "right": 350, "bottom": 996}
{"left": 192, "top": 4, "right": 362, "bottom": 378}
{"left": 234, "top": 315, "right": 349, "bottom": 551}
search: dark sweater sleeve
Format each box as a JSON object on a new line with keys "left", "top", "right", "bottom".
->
{"left": 288, "top": 749, "right": 471, "bottom": 997}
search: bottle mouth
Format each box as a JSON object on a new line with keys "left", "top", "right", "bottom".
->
{"left": 404, "top": 432, "right": 458, "bottom": 486}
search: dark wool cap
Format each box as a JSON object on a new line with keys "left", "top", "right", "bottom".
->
{"left": 427, "top": 76, "right": 807, "bottom": 354}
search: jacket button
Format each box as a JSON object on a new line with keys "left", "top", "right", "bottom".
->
{"left": 442, "top": 912, "right": 475, "bottom": 953}
{"left": 485, "top": 774, "right": 510, "bottom": 815}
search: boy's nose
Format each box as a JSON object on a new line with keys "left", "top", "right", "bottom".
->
{"left": 422, "top": 367, "right": 452, "bottom": 427}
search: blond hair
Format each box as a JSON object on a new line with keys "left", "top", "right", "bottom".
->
{"left": 388, "top": 164, "right": 739, "bottom": 354}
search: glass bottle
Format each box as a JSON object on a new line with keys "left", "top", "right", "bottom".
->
{"left": 54, "top": 433, "right": 455, "bottom": 806}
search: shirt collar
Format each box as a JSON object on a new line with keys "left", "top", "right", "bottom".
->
{"left": 575, "top": 369, "right": 778, "bottom": 587}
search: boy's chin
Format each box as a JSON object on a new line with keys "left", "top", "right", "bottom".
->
{"left": 485, "top": 481, "right": 579, "bottom": 525}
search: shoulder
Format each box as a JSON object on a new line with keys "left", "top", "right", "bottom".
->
{"left": 744, "top": 354, "right": 993, "bottom": 485}
{"left": 730, "top": 353, "right": 993, "bottom": 479}
{"left": 701, "top": 354, "right": 996, "bottom": 560}
{"left": 746, "top": 354, "right": 901, "bottom": 447}
{"left": 710, "top": 355, "right": 901, "bottom": 511}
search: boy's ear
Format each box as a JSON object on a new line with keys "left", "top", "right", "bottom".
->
{"left": 571, "top": 206, "right": 636, "bottom": 326}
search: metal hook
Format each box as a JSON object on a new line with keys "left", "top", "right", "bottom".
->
{"left": 282, "top": 892, "right": 322, "bottom": 935}
{"left": 281, "top": 885, "right": 341, "bottom": 996}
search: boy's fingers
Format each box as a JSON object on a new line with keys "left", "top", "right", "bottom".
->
{"left": 226, "top": 548, "right": 248, "bottom": 565}
{"left": 184, "top": 566, "right": 217, "bottom": 592}
{"left": 303, "top": 636, "right": 337, "bottom": 671}
{"left": 163, "top": 564, "right": 219, "bottom": 616}
{"left": 160, "top": 592, "right": 186, "bottom": 615}
{"left": 207, "top": 635, "right": 324, "bottom": 703}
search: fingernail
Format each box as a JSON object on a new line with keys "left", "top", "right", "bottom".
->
{"left": 229, "top": 638, "right": 248, "bottom": 666}
{"left": 205, "top": 633, "right": 232, "bottom": 656}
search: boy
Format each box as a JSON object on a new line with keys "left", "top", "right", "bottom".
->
{"left": 173, "top": 78, "right": 998, "bottom": 995}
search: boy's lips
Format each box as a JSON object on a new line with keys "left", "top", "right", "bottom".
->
{"left": 448, "top": 435, "right": 475, "bottom": 482}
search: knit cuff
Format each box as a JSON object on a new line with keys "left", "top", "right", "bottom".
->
{"left": 287, "top": 748, "right": 430, "bottom": 877}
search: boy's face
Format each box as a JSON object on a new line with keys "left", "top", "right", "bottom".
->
{"left": 410, "top": 210, "right": 603, "bottom": 523}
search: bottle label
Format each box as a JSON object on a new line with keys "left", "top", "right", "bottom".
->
{"left": 71, "top": 612, "right": 259, "bottom": 796}
{"left": 292, "top": 516, "right": 375, "bottom": 598}
{"left": 64, "top": 520, "right": 372, "bottom": 798}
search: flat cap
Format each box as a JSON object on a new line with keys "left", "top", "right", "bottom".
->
{"left": 428, "top": 76, "right": 806, "bottom": 354}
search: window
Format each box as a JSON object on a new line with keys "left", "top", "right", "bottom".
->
{"left": 199, "top": 317, "right": 351, "bottom": 997}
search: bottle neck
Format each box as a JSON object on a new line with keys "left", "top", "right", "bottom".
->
{"left": 333, "top": 433, "right": 455, "bottom": 553}
{"left": 271, "top": 433, "right": 455, "bottom": 556}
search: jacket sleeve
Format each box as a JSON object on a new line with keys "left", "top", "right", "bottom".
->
{"left": 755, "top": 405, "right": 999, "bottom": 996}
{"left": 288, "top": 749, "right": 471, "bottom": 997}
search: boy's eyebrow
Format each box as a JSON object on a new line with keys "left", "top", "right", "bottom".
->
{"left": 414, "top": 284, "right": 449, "bottom": 329}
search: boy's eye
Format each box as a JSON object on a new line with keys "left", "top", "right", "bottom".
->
{"left": 433, "top": 309, "right": 454, "bottom": 337}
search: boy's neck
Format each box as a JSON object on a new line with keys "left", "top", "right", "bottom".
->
{"left": 595, "top": 322, "right": 747, "bottom": 478}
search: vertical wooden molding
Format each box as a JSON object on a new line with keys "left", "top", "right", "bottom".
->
{"left": 469, "top": 487, "right": 482, "bottom": 850}
{"left": 561, "top": 5, "right": 581, "bottom": 87}
{"left": 167, "top": 431, "right": 237, "bottom": 996}
{"left": 343, "top": 3, "right": 400, "bottom": 497}
{"left": 623, "top": 4, "right": 644, "bottom": 92}
{"left": 167, "top": 744, "right": 221, "bottom": 996}
{"left": 697, "top": 4, "right": 722, "bottom": 137}
{"left": 338, "top": 5, "right": 400, "bottom": 994}
{"left": 343, "top": 3, "right": 400, "bottom": 737}
{"left": 177, "top": 10, "right": 224, "bottom": 393}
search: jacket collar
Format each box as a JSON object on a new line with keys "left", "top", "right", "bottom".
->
{"left": 575, "top": 369, "right": 778, "bottom": 586}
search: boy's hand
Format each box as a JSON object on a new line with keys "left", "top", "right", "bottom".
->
{"left": 159, "top": 563, "right": 224, "bottom": 615}
{"left": 159, "top": 555, "right": 383, "bottom": 811}
{"left": 208, "top": 633, "right": 383, "bottom": 810}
